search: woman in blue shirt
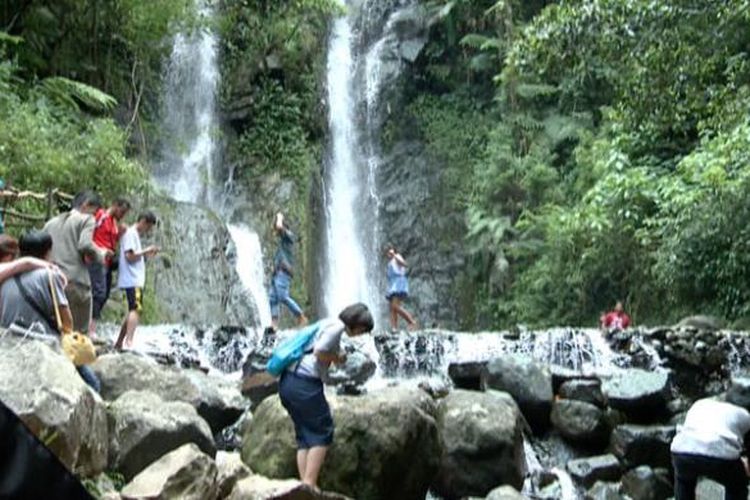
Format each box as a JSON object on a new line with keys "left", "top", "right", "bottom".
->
{"left": 385, "top": 245, "right": 417, "bottom": 332}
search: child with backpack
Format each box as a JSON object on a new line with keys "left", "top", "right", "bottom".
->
{"left": 269, "top": 303, "right": 374, "bottom": 489}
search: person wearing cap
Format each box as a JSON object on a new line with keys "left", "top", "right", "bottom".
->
{"left": 671, "top": 380, "right": 750, "bottom": 499}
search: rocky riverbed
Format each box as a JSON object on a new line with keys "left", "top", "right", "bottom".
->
{"left": 2, "top": 320, "right": 749, "bottom": 499}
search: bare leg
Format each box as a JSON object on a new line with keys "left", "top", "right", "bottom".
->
{"left": 88, "top": 318, "right": 97, "bottom": 337}
{"left": 296, "top": 449, "right": 308, "bottom": 480}
{"left": 123, "top": 310, "right": 139, "bottom": 347}
{"left": 271, "top": 316, "right": 279, "bottom": 331}
{"left": 302, "top": 446, "right": 328, "bottom": 488}
{"left": 394, "top": 299, "right": 417, "bottom": 330}
{"left": 114, "top": 316, "right": 128, "bottom": 349}
{"left": 389, "top": 298, "right": 398, "bottom": 330}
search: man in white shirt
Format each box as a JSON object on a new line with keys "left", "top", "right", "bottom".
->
{"left": 671, "top": 379, "right": 750, "bottom": 499}
{"left": 114, "top": 211, "right": 159, "bottom": 350}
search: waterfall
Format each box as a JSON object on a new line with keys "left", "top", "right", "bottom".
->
{"left": 156, "top": 2, "right": 219, "bottom": 205}
{"left": 154, "top": 0, "right": 268, "bottom": 327}
{"left": 322, "top": 12, "right": 375, "bottom": 318}
{"left": 322, "top": 0, "right": 415, "bottom": 324}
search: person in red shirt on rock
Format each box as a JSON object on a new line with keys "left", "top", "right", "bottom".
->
{"left": 88, "top": 198, "right": 130, "bottom": 335}
{"left": 600, "top": 301, "right": 631, "bottom": 331}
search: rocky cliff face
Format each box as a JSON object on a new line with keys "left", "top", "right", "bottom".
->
{"left": 147, "top": 198, "right": 255, "bottom": 326}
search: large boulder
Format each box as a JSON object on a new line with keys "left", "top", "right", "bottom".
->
{"left": 601, "top": 369, "right": 670, "bottom": 421}
{"left": 567, "top": 454, "right": 622, "bottom": 488}
{"left": 551, "top": 400, "right": 609, "bottom": 446}
{"left": 227, "top": 476, "right": 350, "bottom": 500}
{"left": 559, "top": 379, "right": 607, "bottom": 408}
{"left": 242, "top": 372, "right": 279, "bottom": 410}
{"left": 448, "top": 361, "right": 486, "bottom": 390}
{"left": 108, "top": 390, "right": 216, "bottom": 480}
{"left": 184, "top": 369, "right": 246, "bottom": 433}
{"left": 432, "top": 390, "right": 526, "bottom": 498}
{"left": 242, "top": 388, "right": 440, "bottom": 500}
{"left": 0, "top": 337, "right": 108, "bottom": 476}
{"left": 585, "top": 481, "right": 622, "bottom": 500}
{"left": 610, "top": 425, "right": 675, "bottom": 469}
{"left": 216, "top": 451, "right": 252, "bottom": 500}
{"left": 482, "top": 355, "right": 553, "bottom": 432}
{"left": 120, "top": 443, "right": 218, "bottom": 500}
{"left": 93, "top": 354, "right": 199, "bottom": 404}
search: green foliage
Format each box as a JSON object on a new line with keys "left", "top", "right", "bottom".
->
{"left": 0, "top": 58, "right": 146, "bottom": 224}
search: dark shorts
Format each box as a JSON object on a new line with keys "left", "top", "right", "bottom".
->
{"left": 123, "top": 287, "right": 143, "bottom": 313}
{"left": 386, "top": 291, "right": 408, "bottom": 300}
{"left": 278, "top": 371, "right": 334, "bottom": 449}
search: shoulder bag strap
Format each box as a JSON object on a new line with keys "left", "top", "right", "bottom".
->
{"left": 13, "top": 275, "right": 58, "bottom": 334}
{"left": 46, "top": 270, "right": 64, "bottom": 334}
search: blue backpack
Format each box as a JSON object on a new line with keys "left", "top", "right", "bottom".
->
{"left": 266, "top": 322, "right": 321, "bottom": 376}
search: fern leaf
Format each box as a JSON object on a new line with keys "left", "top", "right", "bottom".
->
{"left": 40, "top": 77, "right": 117, "bottom": 112}
{"left": 460, "top": 33, "right": 492, "bottom": 49}
{"left": 0, "top": 31, "right": 23, "bottom": 45}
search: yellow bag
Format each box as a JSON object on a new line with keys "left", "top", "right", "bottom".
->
{"left": 61, "top": 331, "right": 97, "bottom": 366}
{"left": 48, "top": 270, "right": 96, "bottom": 366}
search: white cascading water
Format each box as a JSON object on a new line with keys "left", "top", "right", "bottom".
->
{"left": 154, "top": 0, "right": 269, "bottom": 329}
{"left": 322, "top": 11, "right": 375, "bottom": 318}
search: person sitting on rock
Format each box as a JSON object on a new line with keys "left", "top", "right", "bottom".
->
{"left": 600, "top": 301, "right": 631, "bottom": 331}
{"left": 385, "top": 244, "right": 417, "bottom": 332}
{"left": 671, "top": 379, "right": 750, "bottom": 500}
{"left": 278, "top": 303, "right": 374, "bottom": 489}
{"left": 0, "top": 231, "right": 100, "bottom": 392}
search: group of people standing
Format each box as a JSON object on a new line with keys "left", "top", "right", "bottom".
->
{"left": 0, "top": 190, "right": 159, "bottom": 390}
{"left": 265, "top": 211, "right": 417, "bottom": 333}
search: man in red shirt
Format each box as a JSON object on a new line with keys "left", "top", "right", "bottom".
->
{"left": 88, "top": 198, "right": 130, "bottom": 334}
{"left": 600, "top": 301, "right": 631, "bottom": 331}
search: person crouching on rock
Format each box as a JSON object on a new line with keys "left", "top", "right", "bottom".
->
{"left": 671, "top": 379, "right": 750, "bottom": 500}
{"left": 278, "top": 303, "right": 374, "bottom": 489}
{"left": 600, "top": 300, "right": 631, "bottom": 331}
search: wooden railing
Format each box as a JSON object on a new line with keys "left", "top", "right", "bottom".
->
{"left": 0, "top": 188, "right": 74, "bottom": 228}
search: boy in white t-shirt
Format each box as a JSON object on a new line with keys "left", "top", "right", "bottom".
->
{"left": 114, "top": 211, "right": 159, "bottom": 350}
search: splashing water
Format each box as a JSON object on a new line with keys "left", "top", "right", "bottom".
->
{"left": 227, "top": 224, "right": 271, "bottom": 328}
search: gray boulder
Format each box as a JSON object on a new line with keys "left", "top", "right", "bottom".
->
{"left": 675, "top": 315, "right": 722, "bottom": 330}
{"left": 326, "top": 350, "right": 377, "bottom": 386}
{"left": 227, "top": 476, "right": 351, "bottom": 500}
{"left": 120, "top": 443, "right": 218, "bottom": 500}
{"left": 448, "top": 361, "right": 486, "bottom": 390}
{"left": 601, "top": 369, "right": 670, "bottom": 420}
{"left": 726, "top": 377, "right": 750, "bottom": 409}
{"left": 242, "top": 388, "right": 440, "bottom": 500}
{"left": 216, "top": 451, "right": 252, "bottom": 500}
{"left": 610, "top": 425, "right": 675, "bottom": 469}
{"left": 108, "top": 390, "right": 216, "bottom": 480}
{"left": 432, "top": 390, "right": 526, "bottom": 497}
{"left": 185, "top": 369, "right": 246, "bottom": 433}
{"left": 241, "top": 372, "right": 279, "bottom": 409}
{"left": 93, "top": 353, "right": 199, "bottom": 404}
{"left": 551, "top": 400, "right": 609, "bottom": 446}
{"left": 482, "top": 355, "right": 553, "bottom": 432}
{"left": 559, "top": 379, "right": 607, "bottom": 408}
{"left": 567, "top": 454, "right": 621, "bottom": 488}
{"left": 621, "top": 466, "right": 672, "bottom": 500}
{"left": 485, "top": 485, "right": 526, "bottom": 499}
{"left": 585, "top": 481, "right": 622, "bottom": 500}
{"left": 0, "top": 337, "right": 108, "bottom": 476}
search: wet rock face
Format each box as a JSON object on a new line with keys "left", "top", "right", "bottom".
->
{"left": 551, "top": 400, "right": 610, "bottom": 446}
{"left": 559, "top": 379, "right": 607, "bottom": 408}
{"left": 609, "top": 425, "right": 675, "bottom": 469}
{"left": 602, "top": 369, "right": 671, "bottom": 421}
{"left": 482, "top": 355, "right": 553, "bottom": 433}
{"left": 567, "top": 454, "right": 622, "bottom": 488}
{"left": 148, "top": 198, "right": 256, "bottom": 326}
{"left": 374, "top": 331, "right": 450, "bottom": 377}
{"left": 621, "top": 465, "right": 672, "bottom": 500}
{"left": 433, "top": 390, "right": 526, "bottom": 497}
